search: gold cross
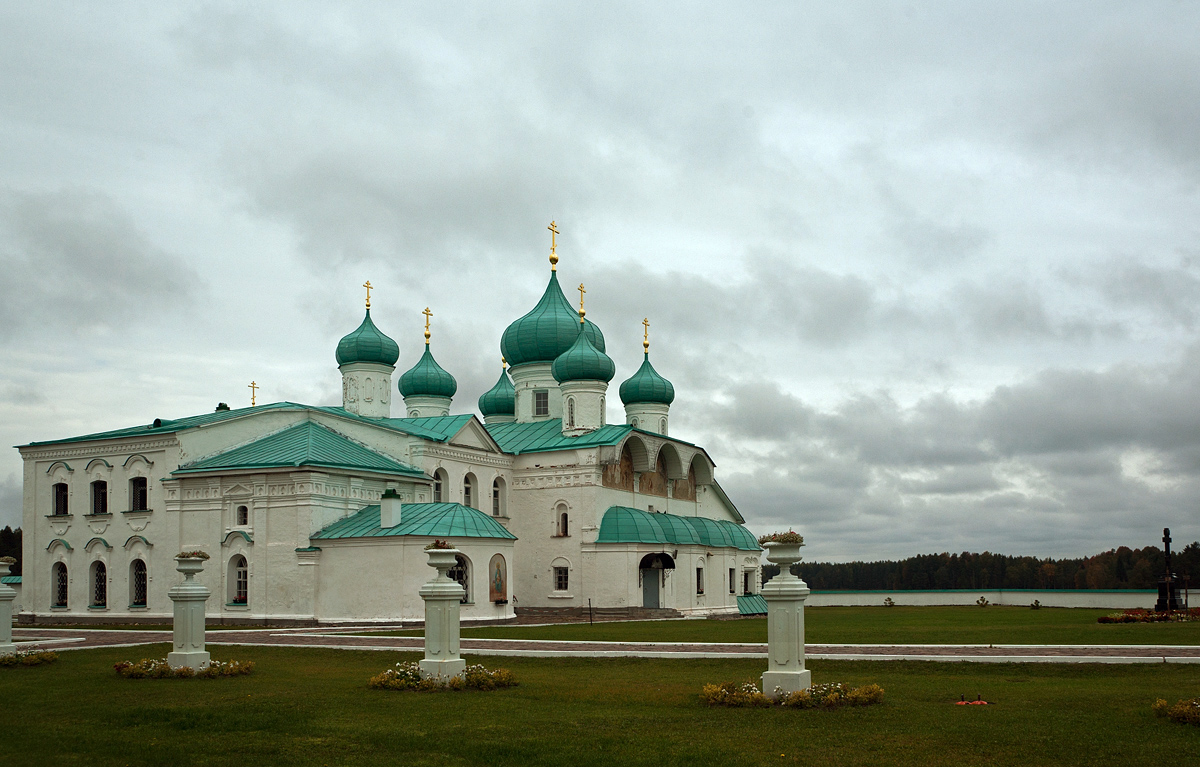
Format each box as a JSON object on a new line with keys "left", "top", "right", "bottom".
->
{"left": 643, "top": 317, "right": 650, "bottom": 352}
{"left": 363, "top": 280, "right": 373, "bottom": 309}
{"left": 577, "top": 283, "right": 586, "bottom": 324}
{"left": 548, "top": 221, "right": 559, "bottom": 271}
{"left": 248, "top": 381, "right": 258, "bottom": 407}
{"left": 422, "top": 307, "right": 432, "bottom": 345}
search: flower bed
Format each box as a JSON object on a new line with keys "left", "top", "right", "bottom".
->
{"left": 368, "top": 661, "right": 517, "bottom": 692}
{"left": 1098, "top": 608, "right": 1200, "bottom": 624}
{"left": 114, "top": 658, "right": 255, "bottom": 679}
{"left": 1153, "top": 697, "right": 1200, "bottom": 726}
{"left": 757, "top": 530, "right": 804, "bottom": 545}
{"left": 700, "top": 680, "right": 884, "bottom": 709}
{"left": 1, "top": 649, "right": 58, "bottom": 668}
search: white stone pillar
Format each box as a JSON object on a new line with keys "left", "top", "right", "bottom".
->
{"left": 419, "top": 547, "right": 466, "bottom": 680}
{"left": 760, "top": 542, "right": 811, "bottom": 699}
{"left": 167, "top": 555, "right": 211, "bottom": 671}
{"left": 0, "top": 559, "right": 16, "bottom": 657}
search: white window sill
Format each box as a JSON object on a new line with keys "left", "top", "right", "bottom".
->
{"left": 224, "top": 603, "right": 250, "bottom": 611}
{"left": 547, "top": 593, "right": 574, "bottom": 599}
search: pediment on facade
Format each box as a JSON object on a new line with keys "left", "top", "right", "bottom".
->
{"left": 448, "top": 418, "right": 502, "bottom": 453}
{"left": 224, "top": 483, "right": 253, "bottom": 497}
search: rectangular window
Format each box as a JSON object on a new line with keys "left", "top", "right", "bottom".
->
{"left": 492, "top": 487, "right": 500, "bottom": 516}
{"left": 52, "top": 483, "right": 69, "bottom": 516}
{"left": 533, "top": 390, "right": 549, "bottom": 417}
{"left": 554, "top": 566, "right": 569, "bottom": 591}
{"left": 729, "top": 568, "right": 736, "bottom": 594}
{"left": 696, "top": 567, "right": 705, "bottom": 595}
{"left": 743, "top": 571, "right": 751, "bottom": 595}
{"left": 433, "top": 477, "right": 443, "bottom": 503}
{"left": 130, "top": 477, "right": 148, "bottom": 511}
{"left": 92, "top": 482, "right": 108, "bottom": 515}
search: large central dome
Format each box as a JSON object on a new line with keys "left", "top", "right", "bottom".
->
{"left": 501, "top": 272, "right": 605, "bottom": 367}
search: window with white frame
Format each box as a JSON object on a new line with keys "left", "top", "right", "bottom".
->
{"left": 696, "top": 566, "right": 705, "bottom": 595}
{"left": 433, "top": 470, "right": 446, "bottom": 503}
{"left": 492, "top": 479, "right": 503, "bottom": 516}
{"left": 463, "top": 474, "right": 475, "bottom": 508}
{"left": 533, "top": 390, "right": 549, "bottom": 417}
{"left": 229, "top": 555, "right": 248, "bottom": 605}
{"left": 553, "top": 566, "right": 569, "bottom": 591}
{"left": 729, "top": 568, "right": 736, "bottom": 594}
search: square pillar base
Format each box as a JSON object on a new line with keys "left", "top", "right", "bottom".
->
{"left": 762, "top": 669, "right": 811, "bottom": 700}
{"left": 167, "top": 651, "right": 210, "bottom": 671}
{"left": 419, "top": 658, "right": 465, "bottom": 680}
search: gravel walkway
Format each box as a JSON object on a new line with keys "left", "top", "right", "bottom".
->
{"left": 12, "top": 627, "right": 1200, "bottom": 663}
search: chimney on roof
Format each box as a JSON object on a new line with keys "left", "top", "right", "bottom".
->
{"left": 215, "top": 402, "right": 231, "bottom": 412}
{"left": 380, "top": 488, "right": 402, "bottom": 528}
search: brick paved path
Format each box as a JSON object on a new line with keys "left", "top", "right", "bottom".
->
{"left": 12, "top": 627, "right": 1200, "bottom": 663}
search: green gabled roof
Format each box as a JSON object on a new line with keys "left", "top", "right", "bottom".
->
{"left": 398, "top": 345, "right": 457, "bottom": 398}
{"left": 312, "top": 502, "right": 517, "bottom": 540}
{"left": 737, "top": 594, "right": 768, "bottom": 615}
{"left": 478, "top": 367, "right": 516, "bottom": 417}
{"left": 22, "top": 401, "right": 304, "bottom": 447}
{"left": 173, "top": 421, "right": 424, "bottom": 477}
{"left": 596, "top": 507, "right": 760, "bottom": 551}
{"left": 336, "top": 309, "right": 400, "bottom": 366}
{"left": 552, "top": 326, "right": 616, "bottom": 383}
{"left": 501, "top": 271, "right": 605, "bottom": 367}
{"left": 485, "top": 419, "right": 631, "bottom": 455}
{"left": 619, "top": 353, "right": 675, "bottom": 405}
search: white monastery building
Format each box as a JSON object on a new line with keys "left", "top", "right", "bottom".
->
{"left": 16, "top": 233, "right": 762, "bottom": 625}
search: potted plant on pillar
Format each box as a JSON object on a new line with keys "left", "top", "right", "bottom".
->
{"left": 758, "top": 530, "right": 804, "bottom": 568}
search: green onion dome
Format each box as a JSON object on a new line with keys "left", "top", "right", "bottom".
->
{"left": 398, "top": 345, "right": 457, "bottom": 398}
{"left": 478, "top": 367, "right": 516, "bottom": 417}
{"left": 552, "top": 326, "right": 616, "bottom": 383}
{"left": 336, "top": 309, "right": 400, "bottom": 366}
{"left": 619, "top": 353, "right": 675, "bottom": 405}
{"left": 501, "top": 272, "right": 605, "bottom": 366}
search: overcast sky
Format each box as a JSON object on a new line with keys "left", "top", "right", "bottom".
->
{"left": 2, "top": 3, "right": 1198, "bottom": 561}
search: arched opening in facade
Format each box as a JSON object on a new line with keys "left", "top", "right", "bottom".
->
{"left": 491, "top": 478, "right": 506, "bottom": 517}
{"left": 433, "top": 468, "right": 448, "bottom": 503}
{"left": 228, "top": 555, "right": 248, "bottom": 605}
{"left": 52, "top": 562, "right": 68, "bottom": 607}
{"left": 566, "top": 397, "right": 576, "bottom": 428}
{"left": 91, "top": 481, "right": 108, "bottom": 515}
{"left": 130, "top": 559, "right": 147, "bottom": 607}
{"left": 555, "top": 503, "right": 569, "bottom": 537}
{"left": 638, "top": 451, "right": 669, "bottom": 497}
{"left": 463, "top": 473, "right": 477, "bottom": 509}
{"left": 236, "top": 505, "right": 249, "bottom": 526}
{"left": 449, "top": 555, "right": 470, "bottom": 604}
{"left": 488, "top": 554, "right": 508, "bottom": 603}
{"left": 90, "top": 561, "right": 107, "bottom": 607}
{"left": 639, "top": 552, "right": 674, "bottom": 609}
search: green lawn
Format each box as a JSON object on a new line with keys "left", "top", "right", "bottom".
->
{"left": 1, "top": 644, "right": 1198, "bottom": 766}
{"left": 359, "top": 606, "right": 1200, "bottom": 645}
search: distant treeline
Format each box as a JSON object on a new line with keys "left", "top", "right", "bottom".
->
{"left": 0, "top": 527, "right": 20, "bottom": 575}
{"left": 765, "top": 544, "right": 1200, "bottom": 591}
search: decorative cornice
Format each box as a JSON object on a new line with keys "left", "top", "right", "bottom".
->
{"left": 21, "top": 438, "right": 178, "bottom": 462}
{"left": 414, "top": 444, "right": 511, "bottom": 468}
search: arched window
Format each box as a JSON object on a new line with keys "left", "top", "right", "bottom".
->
{"left": 229, "top": 555, "right": 248, "bottom": 605}
{"left": 631, "top": 417, "right": 638, "bottom": 430}
{"left": 556, "top": 503, "right": 569, "bottom": 537}
{"left": 433, "top": 469, "right": 447, "bottom": 503}
{"left": 492, "top": 478, "right": 505, "bottom": 517}
{"left": 52, "top": 483, "right": 69, "bottom": 516}
{"left": 463, "top": 474, "right": 476, "bottom": 509}
{"left": 236, "top": 505, "right": 249, "bottom": 526}
{"left": 52, "top": 562, "right": 68, "bottom": 607}
{"left": 130, "top": 477, "right": 148, "bottom": 511}
{"left": 660, "top": 417, "right": 667, "bottom": 435}
{"left": 449, "top": 555, "right": 470, "bottom": 604}
{"left": 567, "top": 397, "right": 575, "bottom": 428}
{"left": 91, "top": 481, "right": 108, "bottom": 515}
{"left": 91, "top": 561, "right": 107, "bottom": 607}
{"left": 600, "top": 396, "right": 605, "bottom": 426}
{"left": 552, "top": 558, "right": 570, "bottom": 592}
{"left": 130, "top": 560, "right": 147, "bottom": 607}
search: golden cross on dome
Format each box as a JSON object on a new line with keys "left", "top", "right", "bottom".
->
{"left": 643, "top": 317, "right": 650, "bottom": 353}
{"left": 502, "top": 356, "right": 507, "bottom": 370}
{"left": 422, "top": 307, "right": 433, "bottom": 345}
{"left": 577, "top": 283, "right": 586, "bottom": 324}
{"left": 248, "top": 381, "right": 259, "bottom": 407}
{"left": 363, "top": 280, "right": 373, "bottom": 309}
{"left": 548, "top": 221, "right": 559, "bottom": 271}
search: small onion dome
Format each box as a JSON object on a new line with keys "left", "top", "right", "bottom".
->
{"left": 501, "top": 271, "right": 605, "bottom": 367}
{"left": 398, "top": 346, "right": 458, "bottom": 398}
{"left": 552, "top": 327, "right": 616, "bottom": 383}
{"left": 478, "top": 368, "right": 516, "bottom": 417}
{"left": 619, "top": 353, "right": 675, "bottom": 405}
{"left": 336, "top": 309, "right": 400, "bottom": 366}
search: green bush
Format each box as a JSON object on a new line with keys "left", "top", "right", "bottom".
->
{"left": 113, "top": 658, "right": 254, "bottom": 679}
{"left": 1153, "top": 697, "right": 1200, "bottom": 726}
{"left": 0, "top": 650, "right": 58, "bottom": 668}
{"left": 700, "top": 681, "right": 770, "bottom": 707}
{"left": 703, "top": 680, "right": 885, "bottom": 709}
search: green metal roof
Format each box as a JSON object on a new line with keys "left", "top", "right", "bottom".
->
{"left": 500, "top": 271, "right": 605, "bottom": 367}
{"left": 619, "top": 353, "right": 675, "bottom": 405}
{"left": 173, "top": 421, "right": 424, "bottom": 477}
{"left": 485, "top": 419, "right": 631, "bottom": 454}
{"left": 398, "top": 345, "right": 457, "bottom": 398}
{"left": 478, "top": 367, "right": 516, "bottom": 417}
{"left": 336, "top": 309, "right": 400, "bottom": 366}
{"left": 552, "top": 326, "right": 616, "bottom": 383}
{"left": 737, "top": 594, "right": 768, "bottom": 615}
{"left": 596, "top": 506, "right": 760, "bottom": 551}
{"left": 312, "top": 502, "right": 517, "bottom": 541}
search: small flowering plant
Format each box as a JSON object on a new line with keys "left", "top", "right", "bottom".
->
{"left": 0, "top": 556, "right": 16, "bottom": 565}
{"left": 368, "top": 661, "right": 517, "bottom": 692}
{"left": 114, "top": 658, "right": 254, "bottom": 679}
{"left": 0, "top": 649, "right": 58, "bottom": 668}
{"left": 1154, "top": 697, "right": 1200, "bottom": 726}
{"left": 424, "top": 540, "right": 454, "bottom": 550}
{"left": 757, "top": 530, "right": 805, "bottom": 546}
{"left": 701, "top": 679, "right": 884, "bottom": 709}
{"left": 177, "top": 550, "right": 210, "bottom": 560}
